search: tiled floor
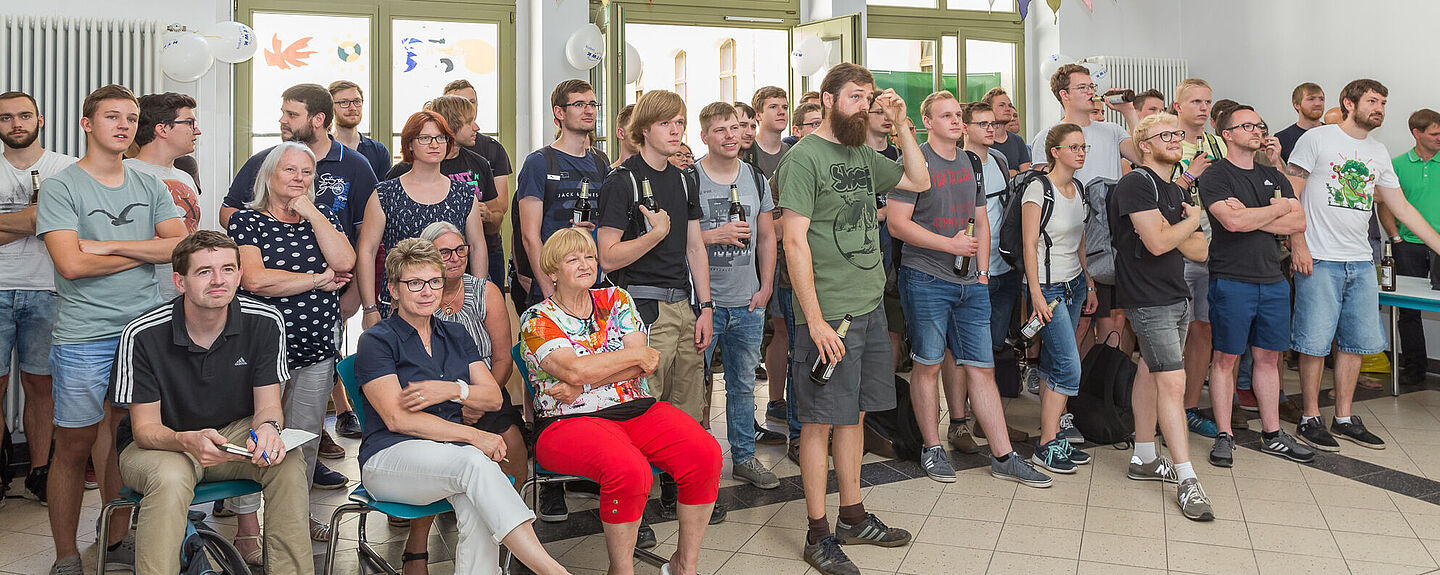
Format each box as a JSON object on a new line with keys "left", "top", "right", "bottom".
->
{"left": 8, "top": 367, "right": 1440, "bottom": 574}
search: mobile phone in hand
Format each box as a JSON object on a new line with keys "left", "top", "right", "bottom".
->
{"left": 220, "top": 443, "right": 254, "bottom": 458}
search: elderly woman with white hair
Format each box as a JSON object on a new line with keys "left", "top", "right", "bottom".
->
{"left": 223, "top": 141, "right": 358, "bottom": 562}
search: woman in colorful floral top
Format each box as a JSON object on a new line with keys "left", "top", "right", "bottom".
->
{"left": 520, "top": 228, "right": 721, "bottom": 575}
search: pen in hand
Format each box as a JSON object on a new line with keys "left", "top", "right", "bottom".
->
{"left": 249, "top": 429, "right": 270, "bottom": 464}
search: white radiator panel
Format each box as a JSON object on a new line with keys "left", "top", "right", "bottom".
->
{"left": 1083, "top": 56, "right": 1189, "bottom": 123}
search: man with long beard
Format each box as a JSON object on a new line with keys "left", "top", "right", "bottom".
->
{"left": 0, "top": 91, "right": 77, "bottom": 506}
{"left": 776, "top": 62, "right": 928, "bottom": 575}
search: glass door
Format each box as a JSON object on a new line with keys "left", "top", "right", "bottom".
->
{"left": 790, "top": 13, "right": 863, "bottom": 99}
{"left": 946, "top": 31, "right": 1023, "bottom": 134}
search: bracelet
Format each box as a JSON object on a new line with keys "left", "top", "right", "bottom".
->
{"left": 450, "top": 379, "right": 469, "bottom": 403}
{"left": 311, "top": 272, "right": 320, "bottom": 289}
{"left": 362, "top": 304, "right": 378, "bottom": 313}
{"left": 262, "top": 420, "right": 282, "bottom": 434}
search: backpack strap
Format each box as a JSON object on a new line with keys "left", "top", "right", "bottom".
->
{"left": 541, "top": 145, "right": 560, "bottom": 199}
{"left": 1038, "top": 176, "right": 1057, "bottom": 285}
{"left": 965, "top": 150, "right": 985, "bottom": 197}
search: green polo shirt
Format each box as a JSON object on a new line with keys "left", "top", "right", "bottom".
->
{"left": 1393, "top": 148, "right": 1440, "bottom": 244}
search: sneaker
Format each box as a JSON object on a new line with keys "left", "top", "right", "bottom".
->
{"left": 766, "top": 400, "right": 788, "bottom": 425}
{"left": 1024, "top": 364, "right": 1042, "bottom": 395}
{"left": 25, "top": 465, "right": 48, "bottom": 505}
{"left": 636, "top": 523, "right": 657, "bottom": 549}
{"left": 1058, "top": 413, "right": 1085, "bottom": 444}
{"left": 1331, "top": 416, "right": 1385, "bottom": 450}
{"left": 104, "top": 533, "right": 136, "bottom": 570}
{"left": 1209, "top": 433, "right": 1234, "bottom": 468}
{"left": 567, "top": 480, "right": 600, "bottom": 499}
{"left": 311, "top": 461, "right": 348, "bottom": 490}
{"left": 1278, "top": 398, "right": 1303, "bottom": 425}
{"left": 803, "top": 535, "right": 860, "bottom": 575}
{"left": 835, "top": 513, "right": 912, "bottom": 547}
{"left": 317, "top": 430, "right": 345, "bottom": 459}
{"left": 920, "top": 445, "right": 957, "bottom": 483}
{"left": 84, "top": 461, "right": 98, "bottom": 490}
{"left": 733, "top": 457, "right": 781, "bottom": 489}
{"left": 49, "top": 554, "right": 83, "bottom": 575}
{"left": 947, "top": 420, "right": 981, "bottom": 454}
{"left": 973, "top": 423, "right": 1032, "bottom": 443}
{"left": 990, "top": 453, "right": 1052, "bottom": 488}
{"left": 657, "top": 500, "right": 728, "bottom": 524}
{"left": 538, "top": 484, "right": 568, "bottom": 522}
{"left": 755, "top": 424, "right": 787, "bottom": 446}
{"left": 755, "top": 365, "right": 768, "bottom": 380}
{"left": 1236, "top": 388, "right": 1259, "bottom": 412}
{"left": 1296, "top": 418, "right": 1340, "bottom": 453}
{"left": 212, "top": 499, "right": 236, "bottom": 518}
{"left": 336, "top": 410, "right": 363, "bottom": 439}
{"left": 1261, "top": 430, "right": 1316, "bottom": 462}
{"left": 1185, "top": 408, "right": 1218, "bottom": 438}
{"left": 1128, "top": 455, "right": 1178, "bottom": 483}
{"left": 1176, "top": 478, "right": 1215, "bottom": 521}
{"left": 1030, "top": 438, "right": 1077, "bottom": 474}
{"left": 787, "top": 440, "right": 801, "bottom": 464}
{"left": 1059, "top": 439, "right": 1090, "bottom": 465}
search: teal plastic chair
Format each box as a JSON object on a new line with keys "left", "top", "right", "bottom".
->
{"left": 326, "top": 355, "right": 461, "bottom": 575}
{"left": 510, "top": 342, "right": 666, "bottom": 567}
{"left": 97, "top": 479, "right": 264, "bottom": 572}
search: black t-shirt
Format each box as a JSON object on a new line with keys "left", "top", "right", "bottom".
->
{"left": 596, "top": 154, "right": 702, "bottom": 291}
{"left": 466, "top": 134, "right": 513, "bottom": 177}
{"left": 111, "top": 296, "right": 290, "bottom": 453}
{"left": 991, "top": 131, "right": 1032, "bottom": 173}
{"left": 1199, "top": 159, "right": 1296, "bottom": 283}
{"left": 1275, "top": 124, "right": 1308, "bottom": 163}
{"left": 1110, "top": 166, "right": 1191, "bottom": 308}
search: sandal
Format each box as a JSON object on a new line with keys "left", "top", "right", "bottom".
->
{"left": 402, "top": 551, "right": 429, "bottom": 575}
{"left": 309, "top": 518, "right": 331, "bottom": 542}
{"left": 234, "top": 534, "right": 263, "bottom": 567}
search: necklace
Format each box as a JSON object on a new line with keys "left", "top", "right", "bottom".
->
{"left": 552, "top": 291, "right": 595, "bottom": 322}
{"left": 440, "top": 285, "right": 464, "bottom": 316}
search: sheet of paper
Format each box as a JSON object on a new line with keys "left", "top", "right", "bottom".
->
{"left": 280, "top": 428, "right": 318, "bottom": 451}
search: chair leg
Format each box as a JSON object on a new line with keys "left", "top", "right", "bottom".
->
{"left": 634, "top": 546, "right": 667, "bottom": 567}
{"left": 322, "top": 503, "right": 368, "bottom": 575}
{"left": 357, "top": 511, "right": 400, "bottom": 575}
{"left": 94, "top": 499, "right": 135, "bottom": 575}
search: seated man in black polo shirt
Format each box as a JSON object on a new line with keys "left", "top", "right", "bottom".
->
{"left": 111, "top": 231, "right": 313, "bottom": 575}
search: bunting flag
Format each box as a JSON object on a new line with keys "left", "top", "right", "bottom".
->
{"left": 1048, "top": 0, "right": 1062, "bottom": 23}
{"left": 1081, "top": 0, "right": 1093, "bottom": 11}
{"left": 1018, "top": 0, "right": 1031, "bottom": 20}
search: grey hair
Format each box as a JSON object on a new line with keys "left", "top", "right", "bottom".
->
{"left": 420, "top": 221, "right": 464, "bottom": 243}
{"left": 248, "top": 142, "right": 318, "bottom": 210}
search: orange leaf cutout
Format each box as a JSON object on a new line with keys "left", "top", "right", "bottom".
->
{"left": 263, "top": 34, "right": 316, "bottom": 69}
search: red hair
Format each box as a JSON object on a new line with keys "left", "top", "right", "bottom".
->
{"left": 399, "top": 110, "right": 456, "bottom": 164}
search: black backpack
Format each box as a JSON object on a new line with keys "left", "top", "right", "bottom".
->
{"left": 509, "top": 146, "right": 610, "bottom": 284}
{"left": 1068, "top": 334, "right": 1137, "bottom": 447}
{"left": 997, "top": 170, "right": 1085, "bottom": 284}
{"left": 863, "top": 375, "right": 925, "bottom": 461}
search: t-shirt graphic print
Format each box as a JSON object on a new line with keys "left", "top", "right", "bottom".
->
{"left": 828, "top": 162, "right": 883, "bottom": 272}
{"left": 1324, "top": 155, "right": 1379, "bottom": 212}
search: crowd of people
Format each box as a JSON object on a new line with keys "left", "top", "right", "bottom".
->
{"left": 0, "top": 53, "right": 1436, "bottom": 575}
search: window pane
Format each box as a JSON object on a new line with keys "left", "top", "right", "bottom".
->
{"left": 251, "top": 13, "right": 371, "bottom": 146}
{"left": 868, "top": 0, "right": 938, "bottom": 8}
{"left": 720, "top": 77, "right": 735, "bottom": 102}
{"left": 720, "top": 40, "right": 735, "bottom": 72}
{"left": 391, "top": 19, "right": 500, "bottom": 136}
{"left": 867, "top": 38, "right": 934, "bottom": 131}
{"left": 948, "top": 0, "right": 1016, "bottom": 11}
{"left": 965, "top": 39, "right": 1016, "bottom": 103}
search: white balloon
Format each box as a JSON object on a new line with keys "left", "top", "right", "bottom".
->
{"left": 1038, "top": 53, "right": 1073, "bottom": 85}
{"left": 624, "top": 43, "right": 643, "bottom": 85}
{"left": 161, "top": 32, "right": 213, "bottom": 82}
{"left": 790, "top": 36, "right": 826, "bottom": 77}
{"left": 1087, "top": 60, "right": 1112, "bottom": 93}
{"left": 564, "top": 24, "right": 604, "bottom": 71}
{"left": 203, "top": 21, "right": 258, "bottom": 64}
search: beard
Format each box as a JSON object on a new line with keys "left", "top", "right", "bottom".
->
{"left": 1301, "top": 107, "right": 1323, "bottom": 122}
{"left": 335, "top": 114, "right": 360, "bottom": 130}
{"left": 1152, "top": 145, "right": 1184, "bottom": 165}
{"left": 832, "top": 108, "right": 868, "bottom": 147}
{"left": 1, "top": 127, "right": 39, "bottom": 149}
{"left": 286, "top": 123, "right": 315, "bottom": 143}
{"left": 1355, "top": 110, "right": 1384, "bottom": 130}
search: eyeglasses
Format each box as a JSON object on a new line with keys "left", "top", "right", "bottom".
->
{"left": 334, "top": 99, "right": 364, "bottom": 109}
{"left": 438, "top": 245, "right": 470, "bottom": 260}
{"left": 398, "top": 277, "right": 445, "bottom": 292}
{"left": 564, "top": 101, "right": 602, "bottom": 110}
{"left": 415, "top": 135, "right": 448, "bottom": 146}
{"left": 798, "top": 120, "right": 822, "bottom": 129}
{"left": 1142, "top": 129, "right": 1186, "bottom": 143}
{"left": 1066, "top": 83, "right": 1099, "bottom": 93}
{"left": 970, "top": 121, "right": 1004, "bottom": 131}
{"left": 1223, "top": 122, "right": 1269, "bottom": 134}
{"left": 169, "top": 119, "right": 198, "bottom": 130}
{"left": 1053, "top": 144, "right": 1091, "bottom": 153}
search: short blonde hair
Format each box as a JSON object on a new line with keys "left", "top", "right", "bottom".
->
{"left": 1131, "top": 112, "right": 1180, "bottom": 160}
{"left": 424, "top": 95, "right": 477, "bottom": 134}
{"left": 921, "top": 90, "right": 958, "bottom": 118}
{"left": 628, "top": 90, "right": 686, "bottom": 149}
{"left": 539, "top": 228, "right": 597, "bottom": 277}
{"left": 384, "top": 238, "right": 444, "bottom": 286}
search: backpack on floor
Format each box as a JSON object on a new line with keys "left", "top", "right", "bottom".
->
{"left": 1068, "top": 334, "right": 1136, "bottom": 448}
{"left": 863, "top": 375, "right": 925, "bottom": 461}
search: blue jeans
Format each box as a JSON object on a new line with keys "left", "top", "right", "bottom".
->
{"left": 51, "top": 337, "right": 120, "bottom": 428}
{"left": 776, "top": 285, "right": 801, "bottom": 440}
{"left": 1291, "top": 260, "right": 1387, "bottom": 357}
{"left": 0, "top": 289, "right": 57, "bottom": 375}
{"left": 1036, "top": 276, "right": 1088, "bottom": 396}
{"left": 897, "top": 267, "right": 994, "bottom": 367}
{"left": 988, "top": 269, "right": 1021, "bottom": 352}
{"left": 705, "top": 305, "right": 767, "bottom": 464}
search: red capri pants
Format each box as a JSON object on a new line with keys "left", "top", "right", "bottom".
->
{"left": 535, "top": 401, "right": 721, "bottom": 524}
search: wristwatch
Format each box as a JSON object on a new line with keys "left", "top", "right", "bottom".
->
{"left": 978, "top": 271, "right": 990, "bottom": 278}
{"left": 699, "top": 301, "right": 714, "bottom": 310}
{"left": 262, "top": 420, "right": 282, "bottom": 434}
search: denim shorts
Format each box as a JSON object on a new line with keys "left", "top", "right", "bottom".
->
{"left": 1184, "top": 260, "right": 1210, "bottom": 323}
{"left": 898, "top": 267, "right": 994, "bottom": 368}
{"left": 1291, "top": 260, "right": 1386, "bottom": 357}
{"left": 0, "top": 289, "right": 56, "bottom": 375}
{"left": 1125, "top": 300, "right": 1190, "bottom": 373}
{"left": 1209, "top": 278, "right": 1291, "bottom": 356}
{"left": 51, "top": 337, "right": 120, "bottom": 428}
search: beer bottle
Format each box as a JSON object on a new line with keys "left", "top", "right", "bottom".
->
{"left": 810, "top": 314, "right": 853, "bottom": 385}
{"left": 728, "top": 185, "right": 747, "bottom": 247}
{"left": 954, "top": 218, "right": 976, "bottom": 276}
{"left": 30, "top": 170, "right": 41, "bottom": 204}
{"left": 1380, "top": 240, "right": 1396, "bottom": 292}
{"left": 571, "top": 178, "right": 593, "bottom": 225}
{"left": 639, "top": 178, "right": 658, "bottom": 212}
{"left": 1020, "top": 299, "right": 1062, "bottom": 340}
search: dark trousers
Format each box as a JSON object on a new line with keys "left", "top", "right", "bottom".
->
{"left": 1394, "top": 241, "right": 1431, "bottom": 376}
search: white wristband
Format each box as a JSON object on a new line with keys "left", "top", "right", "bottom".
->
{"left": 451, "top": 380, "right": 470, "bottom": 403}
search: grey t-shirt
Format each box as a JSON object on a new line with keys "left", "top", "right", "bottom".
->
{"left": 1, "top": 150, "right": 77, "bottom": 291}
{"left": 697, "top": 161, "right": 773, "bottom": 308}
{"left": 888, "top": 143, "right": 984, "bottom": 285}
{"left": 37, "top": 163, "right": 182, "bottom": 344}
{"left": 753, "top": 141, "right": 790, "bottom": 183}
{"left": 123, "top": 158, "right": 200, "bottom": 302}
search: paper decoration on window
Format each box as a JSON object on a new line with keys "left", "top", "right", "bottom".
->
{"left": 264, "top": 34, "right": 315, "bottom": 69}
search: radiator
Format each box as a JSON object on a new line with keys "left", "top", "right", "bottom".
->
{"left": 0, "top": 15, "right": 165, "bottom": 158}
{"left": 1082, "top": 56, "right": 1189, "bottom": 123}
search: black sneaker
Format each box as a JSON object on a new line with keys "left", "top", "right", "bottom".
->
{"left": 636, "top": 524, "right": 657, "bottom": 549}
{"left": 766, "top": 400, "right": 788, "bottom": 425}
{"left": 335, "top": 410, "right": 363, "bottom": 439}
{"left": 755, "top": 424, "right": 787, "bottom": 445}
{"left": 755, "top": 365, "right": 768, "bottom": 381}
{"left": 787, "top": 440, "right": 801, "bottom": 464}
{"left": 1261, "top": 430, "right": 1316, "bottom": 462}
{"left": 311, "top": 461, "right": 348, "bottom": 490}
{"left": 1297, "top": 418, "right": 1340, "bottom": 452}
{"left": 25, "top": 465, "right": 48, "bottom": 505}
{"left": 1331, "top": 416, "right": 1385, "bottom": 450}
{"left": 804, "top": 535, "right": 860, "bottom": 575}
{"left": 657, "top": 499, "right": 728, "bottom": 524}
{"left": 835, "top": 513, "right": 911, "bottom": 547}
{"left": 567, "top": 480, "right": 600, "bottom": 499}
{"left": 538, "top": 484, "right": 568, "bottom": 522}
{"left": 1208, "top": 433, "right": 1234, "bottom": 468}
